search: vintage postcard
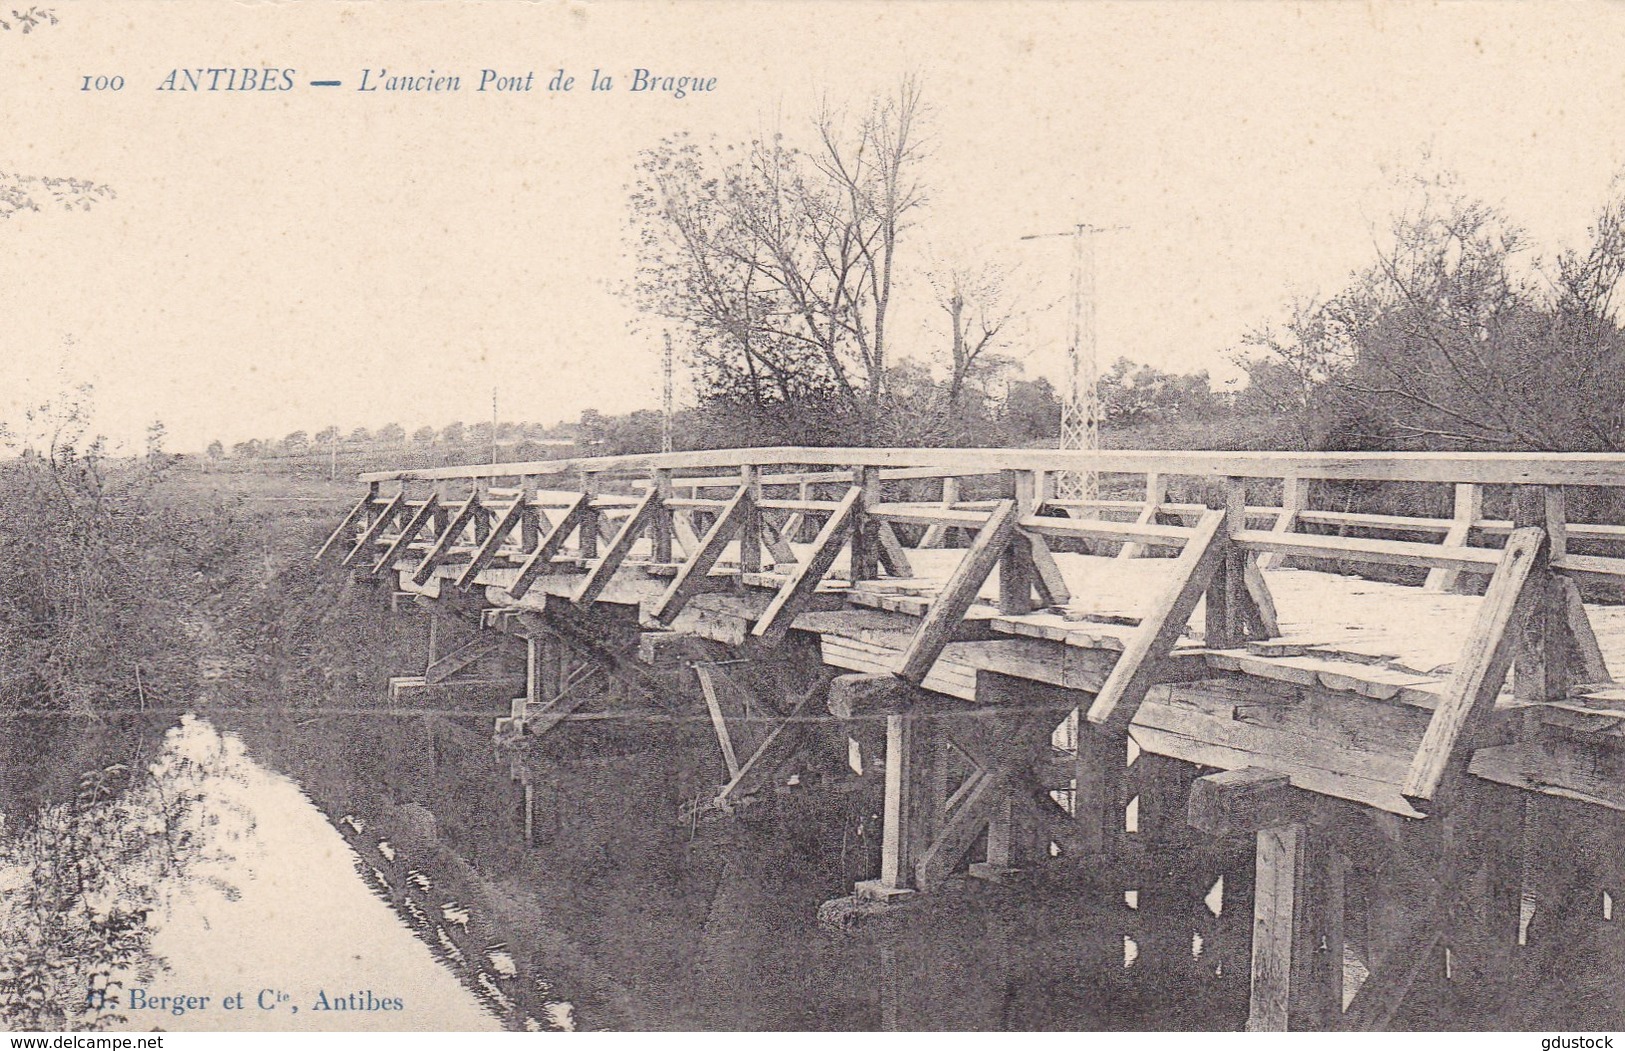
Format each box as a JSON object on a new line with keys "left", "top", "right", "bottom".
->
{"left": 3, "top": 0, "right": 1624, "bottom": 1040}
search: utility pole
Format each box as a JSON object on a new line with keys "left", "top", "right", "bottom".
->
{"left": 662, "top": 331, "right": 674, "bottom": 454}
{"left": 491, "top": 386, "right": 499, "bottom": 466}
{"left": 1019, "top": 223, "right": 1123, "bottom": 511}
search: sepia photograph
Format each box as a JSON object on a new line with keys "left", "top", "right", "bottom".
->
{"left": 4, "top": 0, "right": 1625, "bottom": 1038}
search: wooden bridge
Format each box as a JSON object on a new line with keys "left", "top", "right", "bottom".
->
{"left": 316, "top": 446, "right": 1625, "bottom": 1031}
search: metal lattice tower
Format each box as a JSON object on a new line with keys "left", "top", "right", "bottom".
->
{"left": 1021, "top": 223, "right": 1117, "bottom": 510}
{"left": 1058, "top": 226, "right": 1099, "bottom": 506}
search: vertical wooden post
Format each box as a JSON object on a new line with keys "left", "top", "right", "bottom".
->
{"left": 365, "top": 480, "right": 382, "bottom": 526}
{"left": 579, "top": 471, "right": 600, "bottom": 561}
{"left": 519, "top": 476, "right": 540, "bottom": 551}
{"left": 849, "top": 465, "right": 881, "bottom": 583}
{"left": 651, "top": 468, "right": 674, "bottom": 565}
{"left": 857, "top": 710, "right": 940, "bottom": 899}
{"left": 1073, "top": 723, "right": 1124, "bottom": 860}
{"left": 1425, "top": 483, "right": 1482, "bottom": 593}
{"left": 1203, "top": 478, "right": 1250, "bottom": 648}
{"left": 1000, "top": 469, "right": 1038, "bottom": 615}
{"left": 1513, "top": 485, "right": 1566, "bottom": 706}
{"left": 739, "top": 464, "right": 762, "bottom": 574}
{"left": 1246, "top": 823, "right": 1344, "bottom": 1031}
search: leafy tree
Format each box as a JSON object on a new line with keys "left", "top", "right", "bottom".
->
{"left": 280, "top": 430, "right": 309, "bottom": 453}
{"left": 628, "top": 79, "right": 927, "bottom": 442}
{"left": 345, "top": 426, "right": 371, "bottom": 444}
{"left": 411, "top": 425, "right": 436, "bottom": 444}
{"left": 1239, "top": 170, "right": 1625, "bottom": 451}
{"left": 314, "top": 425, "right": 340, "bottom": 445}
{"left": 205, "top": 439, "right": 224, "bottom": 460}
{"left": 440, "top": 421, "right": 465, "bottom": 445}
{"left": 1097, "top": 357, "right": 1222, "bottom": 427}
{"left": 376, "top": 422, "right": 406, "bottom": 445}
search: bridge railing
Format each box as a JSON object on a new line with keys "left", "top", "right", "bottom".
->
{"left": 338, "top": 447, "right": 1625, "bottom": 586}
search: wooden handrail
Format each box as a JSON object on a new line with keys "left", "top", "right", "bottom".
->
{"left": 359, "top": 447, "right": 1625, "bottom": 487}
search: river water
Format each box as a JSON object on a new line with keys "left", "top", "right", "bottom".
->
{"left": 5, "top": 702, "right": 1613, "bottom": 1032}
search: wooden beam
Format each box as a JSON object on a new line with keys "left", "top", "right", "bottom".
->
{"left": 650, "top": 484, "right": 751, "bottom": 625}
{"left": 316, "top": 492, "right": 373, "bottom": 563}
{"left": 1401, "top": 527, "right": 1544, "bottom": 811}
{"left": 919, "top": 476, "right": 961, "bottom": 548}
{"left": 1257, "top": 474, "right": 1306, "bottom": 571}
{"left": 896, "top": 499, "right": 1020, "bottom": 684}
{"left": 509, "top": 492, "right": 590, "bottom": 600}
{"left": 1024, "top": 530, "right": 1072, "bottom": 606}
{"left": 751, "top": 486, "right": 861, "bottom": 646}
{"left": 424, "top": 634, "right": 503, "bottom": 685}
{"left": 714, "top": 674, "right": 829, "bottom": 808}
{"left": 1188, "top": 767, "right": 1306, "bottom": 838}
{"left": 849, "top": 465, "right": 882, "bottom": 582}
{"left": 1086, "top": 509, "right": 1225, "bottom": 733}
{"left": 1246, "top": 823, "right": 1344, "bottom": 1031}
{"left": 574, "top": 487, "right": 661, "bottom": 607}
{"left": 342, "top": 491, "right": 405, "bottom": 566}
{"left": 694, "top": 663, "right": 744, "bottom": 779}
{"left": 1424, "top": 482, "right": 1483, "bottom": 592}
{"left": 455, "top": 494, "right": 530, "bottom": 588}
{"left": 1117, "top": 472, "right": 1168, "bottom": 560}
{"left": 1000, "top": 471, "right": 1039, "bottom": 614}
{"left": 372, "top": 494, "right": 440, "bottom": 576}
{"left": 413, "top": 495, "right": 484, "bottom": 585}
{"left": 877, "top": 522, "right": 915, "bottom": 579}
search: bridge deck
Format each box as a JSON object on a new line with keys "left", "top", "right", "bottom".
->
{"left": 323, "top": 448, "right": 1625, "bottom": 1030}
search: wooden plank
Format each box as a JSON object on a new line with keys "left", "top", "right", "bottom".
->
{"left": 342, "top": 491, "right": 405, "bottom": 566}
{"left": 1401, "top": 527, "right": 1544, "bottom": 811}
{"left": 412, "top": 495, "right": 484, "bottom": 585}
{"left": 1026, "top": 531, "right": 1072, "bottom": 606}
{"left": 508, "top": 492, "right": 590, "bottom": 600}
{"left": 372, "top": 494, "right": 440, "bottom": 576}
{"left": 357, "top": 447, "right": 1625, "bottom": 489}
{"left": 573, "top": 487, "right": 661, "bottom": 606}
{"left": 454, "top": 494, "right": 530, "bottom": 588}
{"left": 1234, "top": 529, "right": 1502, "bottom": 573}
{"left": 694, "top": 663, "right": 743, "bottom": 779}
{"left": 424, "top": 634, "right": 502, "bottom": 685}
{"left": 1424, "top": 482, "right": 1483, "bottom": 592}
{"left": 1020, "top": 515, "right": 1193, "bottom": 548}
{"left": 895, "top": 499, "right": 1020, "bottom": 683}
{"left": 1086, "top": 510, "right": 1226, "bottom": 733}
{"left": 752, "top": 486, "right": 861, "bottom": 645}
{"left": 316, "top": 492, "right": 373, "bottom": 563}
{"left": 526, "top": 663, "right": 605, "bottom": 737}
{"left": 650, "top": 485, "right": 751, "bottom": 625}
{"left": 877, "top": 522, "right": 915, "bottom": 578}
{"left": 1560, "top": 574, "right": 1611, "bottom": 683}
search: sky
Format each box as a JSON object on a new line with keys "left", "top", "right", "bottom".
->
{"left": 5, "top": 1, "right": 1625, "bottom": 452}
